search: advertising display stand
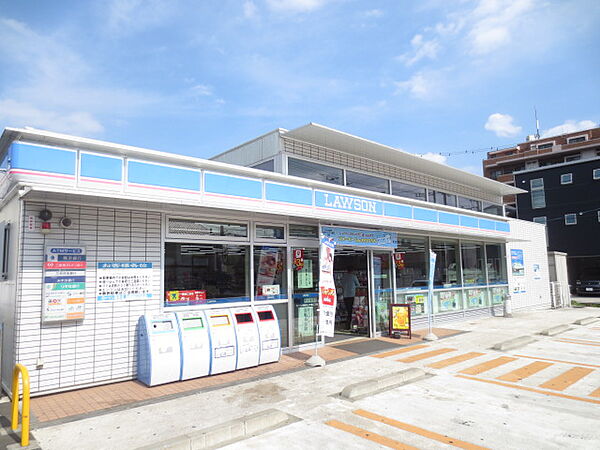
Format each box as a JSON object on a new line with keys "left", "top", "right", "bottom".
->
{"left": 389, "top": 304, "right": 411, "bottom": 339}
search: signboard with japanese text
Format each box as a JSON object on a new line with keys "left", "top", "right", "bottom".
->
{"left": 97, "top": 262, "right": 153, "bottom": 301}
{"left": 318, "top": 236, "right": 337, "bottom": 337}
{"left": 390, "top": 303, "right": 411, "bottom": 338}
{"left": 43, "top": 245, "right": 86, "bottom": 322}
{"left": 510, "top": 249, "right": 524, "bottom": 276}
{"left": 321, "top": 226, "right": 397, "bottom": 248}
{"left": 165, "top": 290, "right": 207, "bottom": 306}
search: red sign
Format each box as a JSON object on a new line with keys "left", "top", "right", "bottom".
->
{"left": 320, "top": 286, "right": 335, "bottom": 306}
{"left": 44, "top": 261, "right": 87, "bottom": 270}
{"left": 293, "top": 248, "right": 304, "bottom": 271}
{"left": 393, "top": 252, "right": 405, "bottom": 270}
{"left": 165, "top": 290, "right": 207, "bottom": 305}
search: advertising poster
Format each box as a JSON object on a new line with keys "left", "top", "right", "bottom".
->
{"left": 391, "top": 304, "right": 410, "bottom": 330}
{"left": 256, "top": 247, "right": 281, "bottom": 296}
{"left": 318, "top": 236, "right": 337, "bottom": 337}
{"left": 533, "top": 264, "right": 541, "bottom": 280}
{"left": 293, "top": 248, "right": 304, "bottom": 271}
{"left": 467, "top": 289, "right": 485, "bottom": 308}
{"left": 321, "top": 226, "right": 397, "bottom": 248}
{"left": 438, "top": 291, "right": 458, "bottom": 311}
{"left": 510, "top": 249, "right": 525, "bottom": 276}
{"left": 297, "top": 305, "right": 314, "bottom": 337}
{"left": 406, "top": 294, "right": 425, "bottom": 315}
{"left": 297, "top": 259, "right": 313, "bottom": 289}
{"left": 165, "top": 290, "right": 207, "bottom": 306}
{"left": 43, "top": 245, "right": 86, "bottom": 322}
{"left": 97, "top": 262, "right": 153, "bottom": 301}
{"left": 393, "top": 252, "right": 405, "bottom": 270}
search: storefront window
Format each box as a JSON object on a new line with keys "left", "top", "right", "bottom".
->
{"left": 486, "top": 243, "right": 508, "bottom": 284}
{"left": 395, "top": 236, "right": 427, "bottom": 290}
{"left": 431, "top": 240, "right": 460, "bottom": 288}
{"left": 288, "top": 158, "right": 343, "bottom": 185}
{"left": 168, "top": 218, "right": 247, "bottom": 238}
{"left": 254, "top": 246, "right": 287, "bottom": 300}
{"left": 461, "top": 242, "right": 485, "bottom": 286}
{"left": 289, "top": 224, "right": 319, "bottom": 239}
{"left": 164, "top": 243, "right": 249, "bottom": 306}
{"left": 292, "top": 247, "right": 319, "bottom": 345}
{"left": 256, "top": 224, "right": 285, "bottom": 240}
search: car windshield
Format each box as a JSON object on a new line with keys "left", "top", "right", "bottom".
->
{"left": 579, "top": 269, "right": 600, "bottom": 280}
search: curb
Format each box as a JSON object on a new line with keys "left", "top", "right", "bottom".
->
{"left": 138, "top": 409, "right": 295, "bottom": 450}
{"left": 573, "top": 317, "right": 599, "bottom": 326}
{"left": 539, "top": 324, "right": 570, "bottom": 336}
{"left": 339, "top": 368, "right": 427, "bottom": 401}
{"left": 493, "top": 335, "right": 535, "bottom": 351}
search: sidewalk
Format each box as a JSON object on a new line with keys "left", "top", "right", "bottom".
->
{"left": 22, "top": 308, "right": 600, "bottom": 449}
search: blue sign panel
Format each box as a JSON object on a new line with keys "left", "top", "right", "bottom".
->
{"left": 315, "top": 190, "right": 383, "bottom": 215}
{"left": 321, "top": 226, "right": 397, "bottom": 248}
{"left": 204, "top": 172, "right": 262, "bottom": 199}
{"left": 81, "top": 153, "right": 122, "bottom": 181}
{"left": 10, "top": 142, "right": 76, "bottom": 176}
{"left": 265, "top": 182, "right": 312, "bottom": 205}
{"left": 384, "top": 202, "right": 412, "bottom": 219}
{"left": 128, "top": 161, "right": 200, "bottom": 191}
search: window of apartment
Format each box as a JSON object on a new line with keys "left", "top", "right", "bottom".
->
{"left": 391, "top": 180, "right": 426, "bottom": 201}
{"left": 288, "top": 157, "right": 343, "bottom": 185}
{"left": 530, "top": 178, "right": 546, "bottom": 209}
{"left": 537, "top": 142, "right": 553, "bottom": 150}
{"left": 251, "top": 159, "right": 275, "bottom": 172}
{"left": 532, "top": 216, "right": 547, "bottom": 225}
{"left": 482, "top": 202, "right": 503, "bottom": 216}
{"left": 565, "top": 154, "right": 581, "bottom": 162}
{"left": 567, "top": 136, "right": 587, "bottom": 144}
{"left": 458, "top": 196, "right": 482, "bottom": 212}
{"left": 345, "top": 170, "right": 389, "bottom": 194}
{"left": 598, "top": 211, "right": 600, "bottom": 223}
{"left": 560, "top": 173, "right": 573, "bottom": 185}
{"left": 564, "top": 214, "right": 577, "bottom": 225}
{"left": 593, "top": 168, "right": 600, "bottom": 180}
{"left": 525, "top": 160, "right": 539, "bottom": 169}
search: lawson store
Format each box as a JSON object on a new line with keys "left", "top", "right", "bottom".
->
{"left": 0, "top": 124, "right": 550, "bottom": 396}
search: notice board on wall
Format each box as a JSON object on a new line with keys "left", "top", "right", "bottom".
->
{"left": 43, "top": 245, "right": 86, "bottom": 322}
{"left": 96, "top": 262, "right": 153, "bottom": 301}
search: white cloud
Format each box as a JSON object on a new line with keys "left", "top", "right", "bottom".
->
{"left": 399, "top": 34, "right": 440, "bottom": 66}
{"left": 106, "top": 0, "right": 174, "bottom": 34}
{"left": 0, "top": 99, "right": 104, "bottom": 135}
{"left": 190, "top": 84, "right": 213, "bottom": 96}
{"left": 418, "top": 152, "right": 447, "bottom": 164}
{"left": 484, "top": 113, "right": 522, "bottom": 138}
{"left": 243, "top": 1, "right": 259, "bottom": 19}
{"left": 541, "top": 120, "right": 598, "bottom": 138}
{"left": 266, "top": 0, "right": 327, "bottom": 13}
{"left": 364, "top": 9, "right": 384, "bottom": 18}
{"left": 394, "top": 72, "right": 437, "bottom": 99}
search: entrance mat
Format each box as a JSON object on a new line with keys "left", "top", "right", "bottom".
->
{"left": 335, "top": 339, "right": 403, "bottom": 355}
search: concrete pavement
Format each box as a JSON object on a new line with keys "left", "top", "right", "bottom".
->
{"left": 30, "top": 307, "right": 600, "bottom": 449}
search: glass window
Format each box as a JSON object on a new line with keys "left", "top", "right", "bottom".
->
{"left": 458, "top": 196, "right": 482, "bottom": 212}
{"left": 391, "top": 181, "right": 426, "bottom": 201}
{"left": 565, "top": 154, "right": 581, "bottom": 162}
{"left": 530, "top": 178, "right": 545, "bottom": 209}
{"left": 270, "top": 302, "right": 289, "bottom": 348}
{"left": 564, "top": 214, "right": 577, "bottom": 225}
{"left": 251, "top": 159, "right": 274, "bottom": 172}
{"left": 288, "top": 157, "right": 343, "bottom": 185}
{"left": 482, "top": 202, "right": 502, "bottom": 216}
{"left": 560, "top": 173, "right": 572, "bottom": 185}
{"left": 431, "top": 191, "right": 457, "bottom": 207}
{"left": 533, "top": 216, "right": 547, "bottom": 224}
{"left": 168, "top": 219, "right": 248, "bottom": 238}
{"left": 537, "top": 143, "right": 553, "bottom": 150}
{"left": 256, "top": 224, "right": 285, "bottom": 240}
{"left": 486, "top": 244, "right": 508, "bottom": 284}
{"left": 0, "top": 222, "right": 10, "bottom": 280}
{"left": 345, "top": 170, "right": 389, "bottom": 194}
{"left": 289, "top": 224, "right": 319, "bottom": 239}
{"left": 292, "top": 247, "right": 319, "bottom": 345}
{"left": 567, "top": 136, "right": 586, "bottom": 144}
{"left": 394, "top": 236, "right": 427, "bottom": 289}
{"left": 164, "top": 243, "right": 249, "bottom": 305}
{"left": 431, "top": 240, "right": 460, "bottom": 288}
{"left": 461, "top": 242, "right": 485, "bottom": 286}
{"left": 254, "top": 246, "right": 287, "bottom": 300}
{"left": 593, "top": 168, "right": 600, "bottom": 180}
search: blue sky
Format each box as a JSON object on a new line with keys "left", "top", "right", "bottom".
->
{"left": 0, "top": 0, "right": 599, "bottom": 174}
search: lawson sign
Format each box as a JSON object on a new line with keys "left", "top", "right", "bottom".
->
{"left": 321, "top": 226, "right": 397, "bottom": 248}
{"left": 315, "top": 190, "right": 383, "bottom": 215}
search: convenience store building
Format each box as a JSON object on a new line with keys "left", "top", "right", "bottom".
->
{"left": 0, "top": 124, "right": 550, "bottom": 396}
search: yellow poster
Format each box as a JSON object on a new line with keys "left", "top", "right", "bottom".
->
{"left": 391, "top": 305, "right": 409, "bottom": 330}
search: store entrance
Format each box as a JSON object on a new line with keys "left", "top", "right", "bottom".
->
{"left": 332, "top": 249, "right": 369, "bottom": 340}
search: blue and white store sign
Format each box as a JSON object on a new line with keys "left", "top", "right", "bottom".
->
{"left": 321, "top": 226, "right": 397, "bottom": 248}
{"left": 315, "top": 190, "right": 383, "bottom": 215}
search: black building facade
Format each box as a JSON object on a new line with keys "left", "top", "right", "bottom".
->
{"left": 515, "top": 157, "right": 600, "bottom": 288}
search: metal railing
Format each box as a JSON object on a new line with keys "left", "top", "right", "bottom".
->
{"left": 11, "top": 364, "right": 30, "bottom": 447}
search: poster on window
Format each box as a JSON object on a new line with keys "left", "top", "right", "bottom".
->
{"left": 97, "top": 262, "right": 153, "bottom": 301}
{"left": 256, "top": 247, "right": 281, "bottom": 296}
{"left": 297, "top": 259, "right": 313, "bottom": 289}
{"left": 510, "top": 249, "right": 525, "bottom": 276}
{"left": 318, "top": 236, "right": 336, "bottom": 337}
{"left": 43, "top": 245, "right": 86, "bottom": 322}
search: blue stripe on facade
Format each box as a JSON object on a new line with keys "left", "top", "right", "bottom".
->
{"left": 10, "top": 142, "right": 76, "bottom": 175}
{"left": 81, "top": 153, "right": 122, "bottom": 181}
{"left": 479, "top": 219, "right": 496, "bottom": 231}
{"left": 265, "top": 182, "right": 312, "bottom": 205}
{"left": 384, "top": 202, "right": 412, "bottom": 219}
{"left": 204, "top": 172, "right": 262, "bottom": 199}
{"left": 460, "top": 215, "right": 479, "bottom": 228}
{"left": 496, "top": 221, "right": 510, "bottom": 232}
{"left": 413, "top": 207, "right": 437, "bottom": 222}
{"left": 438, "top": 212, "right": 459, "bottom": 225}
{"left": 128, "top": 161, "right": 200, "bottom": 191}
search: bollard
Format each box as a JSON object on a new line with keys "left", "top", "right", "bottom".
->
{"left": 504, "top": 294, "right": 513, "bottom": 318}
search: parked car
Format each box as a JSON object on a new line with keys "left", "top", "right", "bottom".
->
{"left": 575, "top": 268, "right": 600, "bottom": 295}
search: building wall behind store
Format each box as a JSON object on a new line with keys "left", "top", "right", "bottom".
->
{"left": 15, "top": 201, "right": 162, "bottom": 395}
{"left": 506, "top": 219, "right": 551, "bottom": 310}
